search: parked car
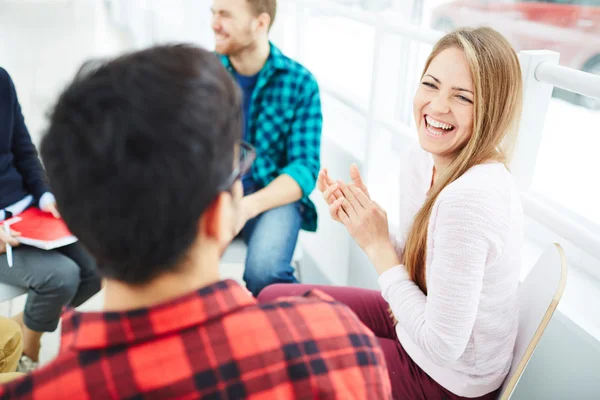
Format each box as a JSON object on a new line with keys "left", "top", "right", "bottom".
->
{"left": 430, "top": 0, "right": 600, "bottom": 109}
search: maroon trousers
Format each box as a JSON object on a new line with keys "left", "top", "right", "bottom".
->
{"left": 258, "top": 284, "right": 499, "bottom": 400}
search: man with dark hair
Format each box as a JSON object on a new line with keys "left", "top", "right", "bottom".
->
{"left": 0, "top": 44, "right": 392, "bottom": 399}
{"left": 211, "top": 0, "right": 322, "bottom": 296}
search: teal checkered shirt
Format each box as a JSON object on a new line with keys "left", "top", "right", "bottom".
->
{"left": 219, "top": 43, "right": 323, "bottom": 232}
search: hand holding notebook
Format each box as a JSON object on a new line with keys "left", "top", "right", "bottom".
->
{"left": 1, "top": 207, "right": 77, "bottom": 252}
{"left": 40, "top": 202, "right": 61, "bottom": 219}
{"left": 0, "top": 223, "right": 20, "bottom": 266}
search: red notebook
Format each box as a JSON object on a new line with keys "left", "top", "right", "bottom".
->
{"left": 2, "top": 208, "right": 77, "bottom": 250}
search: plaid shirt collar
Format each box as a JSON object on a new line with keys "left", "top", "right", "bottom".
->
{"left": 219, "top": 41, "right": 289, "bottom": 78}
{"left": 60, "top": 279, "right": 255, "bottom": 351}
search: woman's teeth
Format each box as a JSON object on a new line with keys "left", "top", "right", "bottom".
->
{"left": 425, "top": 116, "right": 455, "bottom": 136}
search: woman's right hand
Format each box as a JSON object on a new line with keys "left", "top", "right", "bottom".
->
{"left": 0, "top": 226, "right": 20, "bottom": 255}
{"left": 318, "top": 164, "right": 371, "bottom": 223}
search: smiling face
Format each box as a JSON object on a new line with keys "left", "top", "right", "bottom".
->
{"left": 211, "top": 0, "right": 267, "bottom": 56}
{"left": 413, "top": 47, "right": 475, "bottom": 165}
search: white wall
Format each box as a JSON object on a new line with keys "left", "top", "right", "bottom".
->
{"left": 149, "top": 0, "right": 214, "bottom": 49}
{"left": 299, "top": 137, "right": 356, "bottom": 286}
{"left": 513, "top": 312, "right": 600, "bottom": 399}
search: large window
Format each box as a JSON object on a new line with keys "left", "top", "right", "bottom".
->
{"left": 420, "top": 0, "right": 600, "bottom": 233}
{"left": 302, "top": 13, "right": 377, "bottom": 113}
{"left": 271, "top": 0, "right": 600, "bottom": 276}
{"left": 304, "top": 0, "right": 600, "bottom": 237}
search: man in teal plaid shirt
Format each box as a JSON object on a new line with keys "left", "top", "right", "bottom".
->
{"left": 212, "top": 0, "right": 322, "bottom": 296}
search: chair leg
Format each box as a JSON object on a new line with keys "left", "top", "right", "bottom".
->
{"left": 294, "top": 260, "right": 302, "bottom": 282}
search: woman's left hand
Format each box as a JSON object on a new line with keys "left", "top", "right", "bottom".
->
{"left": 41, "top": 202, "right": 61, "bottom": 219}
{"left": 332, "top": 182, "right": 390, "bottom": 257}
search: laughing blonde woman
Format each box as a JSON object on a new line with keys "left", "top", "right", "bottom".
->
{"left": 259, "top": 27, "right": 524, "bottom": 400}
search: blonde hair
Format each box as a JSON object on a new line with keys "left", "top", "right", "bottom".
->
{"left": 404, "top": 27, "right": 523, "bottom": 294}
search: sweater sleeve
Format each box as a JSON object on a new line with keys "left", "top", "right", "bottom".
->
{"left": 378, "top": 188, "right": 507, "bottom": 366}
{"left": 9, "top": 73, "right": 49, "bottom": 201}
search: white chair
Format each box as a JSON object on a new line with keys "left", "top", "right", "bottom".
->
{"left": 221, "top": 238, "right": 304, "bottom": 281}
{"left": 0, "top": 282, "right": 27, "bottom": 316}
{"left": 498, "top": 243, "right": 568, "bottom": 400}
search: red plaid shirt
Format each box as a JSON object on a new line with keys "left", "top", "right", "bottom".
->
{"left": 0, "top": 280, "right": 392, "bottom": 399}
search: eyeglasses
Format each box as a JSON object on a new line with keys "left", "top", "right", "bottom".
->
{"left": 218, "top": 141, "right": 256, "bottom": 191}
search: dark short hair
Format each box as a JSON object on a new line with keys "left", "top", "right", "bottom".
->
{"left": 41, "top": 44, "right": 242, "bottom": 284}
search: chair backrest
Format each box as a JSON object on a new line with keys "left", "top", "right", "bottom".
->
{"left": 498, "top": 243, "right": 568, "bottom": 399}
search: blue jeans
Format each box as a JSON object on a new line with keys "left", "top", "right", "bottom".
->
{"left": 241, "top": 202, "right": 302, "bottom": 296}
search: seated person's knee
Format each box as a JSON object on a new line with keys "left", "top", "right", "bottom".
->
{"left": 43, "top": 259, "right": 81, "bottom": 303}
{"left": 244, "top": 255, "right": 282, "bottom": 293}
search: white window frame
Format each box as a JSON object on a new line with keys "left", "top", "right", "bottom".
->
{"left": 292, "top": 0, "right": 600, "bottom": 277}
